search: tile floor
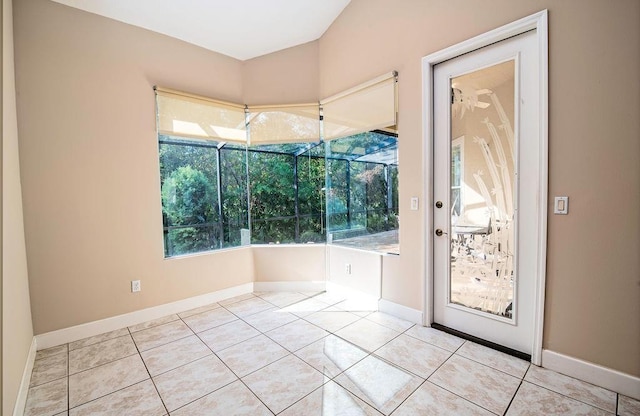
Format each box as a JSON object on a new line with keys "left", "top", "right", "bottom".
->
{"left": 24, "top": 291, "right": 639, "bottom": 416}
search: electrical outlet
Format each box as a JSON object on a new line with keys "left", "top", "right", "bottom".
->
{"left": 345, "top": 263, "right": 352, "bottom": 274}
{"left": 131, "top": 280, "right": 141, "bottom": 293}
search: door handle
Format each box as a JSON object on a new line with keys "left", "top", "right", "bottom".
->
{"left": 435, "top": 229, "right": 447, "bottom": 236}
{"left": 435, "top": 201, "right": 443, "bottom": 208}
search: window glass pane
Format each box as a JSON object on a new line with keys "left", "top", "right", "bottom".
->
{"left": 326, "top": 131, "right": 399, "bottom": 254}
{"left": 159, "top": 136, "right": 221, "bottom": 256}
{"left": 297, "top": 143, "right": 326, "bottom": 243}
{"left": 220, "top": 146, "right": 249, "bottom": 248}
{"left": 248, "top": 147, "right": 295, "bottom": 244}
{"left": 247, "top": 142, "right": 325, "bottom": 244}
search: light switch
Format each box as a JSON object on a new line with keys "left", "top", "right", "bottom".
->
{"left": 410, "top": 197, "right": 419, "bottom": 210}
{"left": 554, "top": 196, "right": 569, "bottom": 214}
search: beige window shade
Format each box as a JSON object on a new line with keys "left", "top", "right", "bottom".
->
{"left": 247, "top": 104, "right": 320, "bottom": 145}
{"left": 155, "top": 87, "right": 247, "bottom": 143}
{"left": 321, "top": 72, "right": 397, "bottom": 141}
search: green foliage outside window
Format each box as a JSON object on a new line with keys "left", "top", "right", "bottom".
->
{"left": 158, "top": 131, "right": 398, "bottom": 257}
{"left": 161, "top": 165, "right": 219, "bottom": 255}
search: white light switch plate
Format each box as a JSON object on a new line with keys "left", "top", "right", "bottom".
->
{"left": 554, "top": 196, "right": 569, "bottom": 214}
{"left": 410, "top": 197, "right": 419, "bottom": 211}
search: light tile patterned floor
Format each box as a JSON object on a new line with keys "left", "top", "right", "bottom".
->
{"left": 24, "top": 291, "right": 639, "bottom": 416}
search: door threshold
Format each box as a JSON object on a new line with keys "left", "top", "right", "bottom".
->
{"left": 431, "top": 323, "right": 532, "bottom": 362}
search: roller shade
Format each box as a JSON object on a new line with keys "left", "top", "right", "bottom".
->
{"left": 247, "top": 104, "right": 320, "bottom": 145}
{"left": 321, "top": 72, "right": 397, "bottom": 141}
{"left": 155, "top": 87, "right": 247, "bottom": 143}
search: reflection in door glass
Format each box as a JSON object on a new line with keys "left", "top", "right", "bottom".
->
{"left": 449, "top": 60, "right": 515, "bottom": 319}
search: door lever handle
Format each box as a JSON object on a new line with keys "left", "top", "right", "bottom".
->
{"left": 435, "top": 229, "right": 447, "bottom": 237}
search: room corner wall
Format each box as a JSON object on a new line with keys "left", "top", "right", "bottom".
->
{"left": 242, "top": 40, "right": 320, "bottom": 105}
{"left": 13, "top": 0, "right": 252, "bottom": 335}
{"left": 3, "top": 0, "right": 35, "bottom": 413}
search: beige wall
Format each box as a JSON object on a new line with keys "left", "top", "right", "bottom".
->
{"left": 328, "top": 246, "right": 382, "bottom": 297}
{"left": 243, "top": 41, "right": 319, "bottom": 105}
{"left": 381, "top": 254, "right": 401, "bottom": 303}
{"left": 3, "top": 0, "right": 35, "bottom": 412}
{"left": 320, "top": 0, "right": 640, "bottom": 376}
{"left": 253, "top": 245, "right": 325, "bottom": 282}
{"left": 13, "top": 0, "right": 253, "bottom": 335}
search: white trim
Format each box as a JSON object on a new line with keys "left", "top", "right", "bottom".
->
{"left": 378, "top": 299, "right": 423, "bottom": 325}
{"left": 253, "top": 281, "right": 326, "bottom": 292}
{"left": 14, "top": 337, "right": 37, "bottom": 416}
{"left": 327, "top": 243, "right": 394, "bottom": 257}
{"left": 163, "top": 244, "right": 250, "bottom": 261}
{"left": 421, "top": 10, "right": 548, "bottom": 364}
{"left": 35, "top": 283, "right": 254, "bottom": 350}
{"left": 542, "top": 349, "right": 640, "bottom": 401}
{"left": 422, "top": 37, "right": 434, "bottom": 327}
{"left": 532, "top": 10, "right": 549, "bottom": 367}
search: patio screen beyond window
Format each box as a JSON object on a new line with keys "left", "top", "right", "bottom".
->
{"left": 159, "top": 133, "right": 398, "bottom": 257}
{"left": 159, "top": 137, "right": 249, "bottom": 256}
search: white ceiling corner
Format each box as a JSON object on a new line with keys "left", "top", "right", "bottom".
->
{"left": 50, "top": 0, "right": 351, "bottom": 61}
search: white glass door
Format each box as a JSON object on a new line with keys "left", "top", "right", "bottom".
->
{"left": 433, "top": 30, "right": 539, "bottom": 355}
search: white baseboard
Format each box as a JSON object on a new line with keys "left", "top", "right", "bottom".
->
{"left": 14, "top": 337, "right": 37, "bottom": 416}
{"left": 253, "top": 281, "right": 326, "bottom": 292}
{"left": 542, "top": 349, "right": 640, "bottom": 400}
{"left": 35, "top": 283, "right": 254, "bottom": 350}
{"left": 378, "top": 299, "right": 424, "bottom": 325}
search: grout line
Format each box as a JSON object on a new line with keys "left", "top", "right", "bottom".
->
{"left": 28, "top": 374, "right": 69, "bottom": 389}
{"left": 67, "top": 328, "right": 129, "bottom": 352}
{"left": 275, "top": 377, "right": 335, "bottom": 415}
{"left": 419, "top": 349, "right": 504, "bottom": 414}
{"left": 68, "top": 379, "right": 156, "bottom": 414}
{"left": 165, "top": 379, "right": 244, "bottom": 415}
{"left": 523, "top": 380, "right": 616, "bottom": 414}
{"left": 67, "top": 341, "right": 70, "bottom": 413}
{"left": 423, "top": 380, "right": 502, "bottom": 416}
{"left": 502, "top": 380, "right": 524, "bottom": 415}
{"left": 67, "top": 337, "right": 140, "bottom": 377}
{"left": 297, "top": 309, "right": 365, "bottom": 334}
{"left": 387, "top": 378, "right": 428, "bottom": 415}
{"left": 128, "top": 326, "right": 171, "bottom": 416}
{"left": 128, "top": 314, "right": 181, "bottom": 334}
{"left": 425, "top": 351, "right": 454, "bottom": 382}
{"left": 217, "top": 293, "right": 258, "bottom": 308}
{"left": 425, "top": 340, "right": 523, "bottom": 415}
{"left": 452, "top": 349, "right": 530, "bottom": 379}
{"left": 242, "top": 312, "right": 302, "bottom": 334}
{"left": 525, "top": 366, "right": 618, "bottom": 412}
{"left": 197, "top": 331, "right": 277, "bottom": 415}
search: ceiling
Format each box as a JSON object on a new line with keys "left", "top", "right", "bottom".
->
{"left": 51, "top": 0, "right": 351, "bottom": 61}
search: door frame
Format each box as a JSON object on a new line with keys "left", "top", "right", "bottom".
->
{"left": 422, "top": 10, "right": 548, "bottom": 365}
